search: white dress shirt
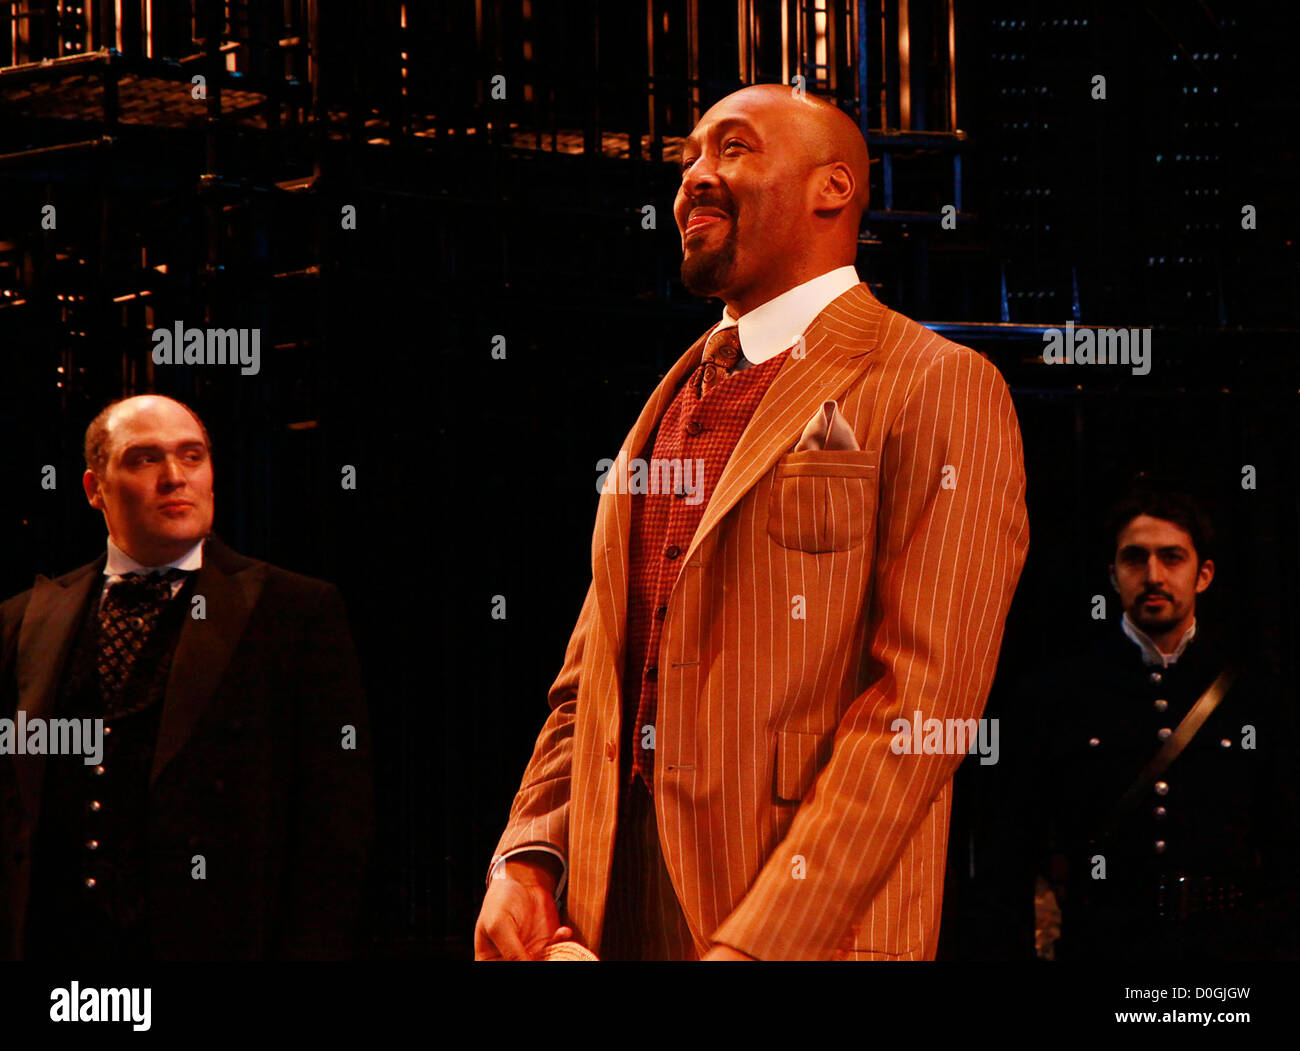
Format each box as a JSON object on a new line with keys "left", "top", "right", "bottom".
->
{"left": 1121, "top": 610, "right": 1197, "bottom": 667}
{"left": 100, "top": 536, "right": 205, "bottom": 611}
{"left": 710, "top": 265, "right": 861, "bottom": 369}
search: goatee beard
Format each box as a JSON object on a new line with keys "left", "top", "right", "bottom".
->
{"left": 681, "top": 221, "right": 738, "bottom": 297}
{"left": 1132, "top": 607, "right": 1178, "bottom": 632}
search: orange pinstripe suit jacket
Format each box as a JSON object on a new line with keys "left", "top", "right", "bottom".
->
{"left": 493, "top": 282, "right": 1029, "bottom": 960}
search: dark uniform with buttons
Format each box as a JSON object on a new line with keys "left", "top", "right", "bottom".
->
{"left": 1033, "top": 623, "right": 1299, "bottom": 960}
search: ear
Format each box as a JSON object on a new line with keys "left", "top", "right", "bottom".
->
{"left": 83, "top": 469, "right": 104, "bottom": 510}
{"left": 1108, "top": 565, "right": 1119, "bottom": 592}
{"left": 812, "top": 161, "right": 857, "bottom": 214}
{"left": 1195, "top": 558, "right": 1215, "bottom": 594}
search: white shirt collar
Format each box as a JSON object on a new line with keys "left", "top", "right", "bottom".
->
{"left": 711, "top": 265, "right": 860, "bottom": 368}
{"left": 1121, "top": 611, "right": 1197, "bottom": 667}
{"left": 104, "top": 536, "right": 205, "bottom": 579}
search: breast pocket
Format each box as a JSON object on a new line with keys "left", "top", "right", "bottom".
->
{"left": 766, "top": 449, "right": 878, "bottom": 553}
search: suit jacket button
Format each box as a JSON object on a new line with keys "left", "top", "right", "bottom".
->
{"left": 1154, "top": 781, "right": 1169, "bottom": 796}
{"left": 605, "top": 742, "right": 616, "bottom": 762}
{"left": 1154, "top": 698, "right": 1168, "bottom": 712}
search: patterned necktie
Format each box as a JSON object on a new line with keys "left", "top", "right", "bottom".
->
{"left": 696, "top": 326, "right": 743, "bottom": 399}
{"left": 98, "top": 568, "right": 189, "bottom": 708}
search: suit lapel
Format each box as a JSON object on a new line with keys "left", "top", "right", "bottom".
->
{"left": 679, "top": 283, "right": 885, "bottom": 572}
{"left": 151, "top": 535, "right": 266, "bottom": 787}
{"left": 590, "top": 282, "right": 886, "bottom": 664}
{"left": 13, "top": 559, "right": 102, "bottom": 818}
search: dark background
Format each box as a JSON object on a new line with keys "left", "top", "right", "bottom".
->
{"left": 1, "top": 0, "right": 1296, "bottom": 959}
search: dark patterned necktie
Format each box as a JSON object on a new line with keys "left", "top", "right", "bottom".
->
{"left": 97, "top": 569, "right": 189, "bottom": 707}
{"left": 695, "top": 326, "right": 743, "bottom": 399}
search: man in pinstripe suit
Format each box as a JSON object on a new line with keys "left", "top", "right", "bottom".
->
{"left": 476, "top": 84, "right": 1029, "bottom": 961}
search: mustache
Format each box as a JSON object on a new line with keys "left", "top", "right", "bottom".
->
{"left": 1139, "top": 590, "right": 1173, "bottom": 601}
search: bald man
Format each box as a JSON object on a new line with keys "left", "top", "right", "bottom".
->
{"left": 0, "top": 395, "right": 373, "bottom": 960}
{"left": 477, "top": 85, "right": 1028, "bottom": 960}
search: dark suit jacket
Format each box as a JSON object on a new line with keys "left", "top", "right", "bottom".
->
{"left": 0, "top": 534, "right": 373, "bottom": 960}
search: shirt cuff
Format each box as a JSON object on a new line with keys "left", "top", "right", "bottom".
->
{"left": 488, "top": 846, "right": 568, "bottom": 903}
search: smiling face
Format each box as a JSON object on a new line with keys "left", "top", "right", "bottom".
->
{"left": 1110, "top": 514, "right": 1214, "bottom": 643}
{"left": 82, "top": 396, "right": 215, "bottom": 566}
{"left": 673, "top": 85, "right": 869, "bottom": 317}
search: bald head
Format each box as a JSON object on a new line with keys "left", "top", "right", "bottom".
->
{"left": 85, "top": 395, "right": 211, "bottom": 474}
{"left": 674, "top": 84, "right": 871, "bottom": 316}
{"left": 726, "top": 85, "right": 871, "bottom": 222}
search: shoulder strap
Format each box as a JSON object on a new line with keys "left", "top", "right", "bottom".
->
{"left": 1097, "top": 664, "right": 1237, "bottom": 843}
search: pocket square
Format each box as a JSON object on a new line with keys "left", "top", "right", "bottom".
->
{"left": 794, "top": 400, "right": 860, "bottom": 452}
